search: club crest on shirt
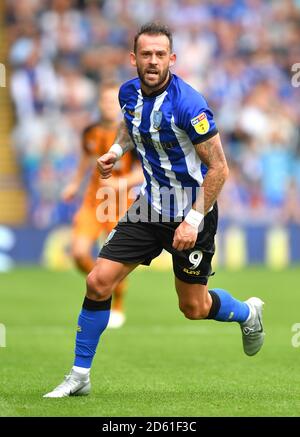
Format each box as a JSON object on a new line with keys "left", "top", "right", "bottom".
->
{"left": 153, "top": 111, "right": 163, "bottom": 130}
{"left": 191, "top": 112, "right": 210, "bottom": 135}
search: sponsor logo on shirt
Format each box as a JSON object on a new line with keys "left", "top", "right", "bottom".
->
{"left": 136, "top": 134, "right": 176, "bottom": 151}
{"left": 124, "top": 105, "right": 141, "bottom": 119}
{"left": 183, "top": 268, "right": 201, "bottom": 275}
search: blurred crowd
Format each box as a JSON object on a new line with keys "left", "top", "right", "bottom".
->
{"left": 5, "top": 0, "right": 300, "bottom": 227}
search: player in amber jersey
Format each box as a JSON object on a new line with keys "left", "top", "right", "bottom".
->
{"left": 62, "top": 81, "right": 143, "bottom": 328}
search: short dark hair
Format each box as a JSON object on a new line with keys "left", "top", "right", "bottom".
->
{"left": 133, "top": 22, "right": 173, "bottom": 53}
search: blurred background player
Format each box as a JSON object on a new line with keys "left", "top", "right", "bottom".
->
{"left": 61, "top": 81, "right": 143, "bottom": 328}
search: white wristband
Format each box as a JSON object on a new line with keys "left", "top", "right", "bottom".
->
{"left": 185, "top": 208, "right": 204, "bottom": 229}
{"left": 109, "top": 143, "right": 123, "bottom": 160}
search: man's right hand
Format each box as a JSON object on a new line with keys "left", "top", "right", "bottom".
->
{"left": 97, "top": 152, "right": 118, "bottom": 179}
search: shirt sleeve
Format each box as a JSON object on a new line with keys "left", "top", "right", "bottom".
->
{"left": 176, "top": 89, "right": 218, "bottom": 145}
{"left": 118, "top": 84, "right": 126, "bottom": 111}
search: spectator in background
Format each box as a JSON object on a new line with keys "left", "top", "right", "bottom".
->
{"left": 13, "top": 115, "right": 80, "bottom": 227}
{"left": 39, "top": 0, "right": 88, "bottom": 61}
{"left": 261, "top": 130, "right": 293, "bottom": 209}
{"left": 282, "top": 179, "right": 300, "bottom": 225}
{"left": 56, "top": 59, "right": 97, "bottom": 130}
{"left": 10, "top": 36, "right": 59, "bottom": 119}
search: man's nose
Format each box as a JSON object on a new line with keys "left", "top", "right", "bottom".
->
{"left": 149, "top": 54, "right": 158, "bottom": 64}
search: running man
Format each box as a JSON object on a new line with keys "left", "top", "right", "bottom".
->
{"left": 44, "top": 22, "right": 265, "bottom": 398}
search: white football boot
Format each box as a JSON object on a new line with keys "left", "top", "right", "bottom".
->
{"left": 240, "top": 297, "right": 265, "bottom": 356}
{"left": 43, "top": 369, "right": 91, "bottom": 398}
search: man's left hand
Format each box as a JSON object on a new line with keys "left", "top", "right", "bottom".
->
{"left": 172, "top": 221, "right": 198, "bottom": 251}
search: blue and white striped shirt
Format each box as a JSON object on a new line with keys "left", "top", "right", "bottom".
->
{"left": 119, "top": 74, "right": 218, "bottom": 219}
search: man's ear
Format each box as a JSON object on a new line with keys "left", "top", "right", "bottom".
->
{"left": 169, "top": 53, "right": 176, "bottom": 68}
{"left": 130, "top": 52, "right": 137, "bottom": 67}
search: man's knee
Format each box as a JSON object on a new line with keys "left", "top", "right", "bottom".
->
{"left": 179, "top": 301, "right": 211, "bottom": 320}
{"left": 86, "top": 268, "right": 114, "bottom": 300}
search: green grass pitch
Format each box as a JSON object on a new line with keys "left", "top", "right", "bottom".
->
{"left": 1, "top": 266, "right": 300, "bottom": 417}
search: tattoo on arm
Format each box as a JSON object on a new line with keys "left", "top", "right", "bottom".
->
{"left": 194, "top": 133, "right": 229, "bottom": 215}
{"left": 114, "top": 121, "right": 134, "bottom": 154}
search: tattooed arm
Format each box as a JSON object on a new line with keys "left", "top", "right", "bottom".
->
{"left": 97, "top": 121, "right": 134, "bottom": 179}
{"left": 113, "top": 120, "right": 135, "bottom": 155}
{"left": 193, "top": 133, "right": 229, "bottom": 215}
{"left": 173, "top": 133, "right": 229, "bottom": 251}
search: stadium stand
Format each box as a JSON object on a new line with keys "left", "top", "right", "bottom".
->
{"left": 0, "top": 0, "right": 27, "bottom": 224}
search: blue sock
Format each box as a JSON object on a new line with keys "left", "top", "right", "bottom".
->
{"left": 207, "top": 288, "right": 249, "bottom": 323}
{"left": 74, "top": 296, "right": 111, "bottom": 368}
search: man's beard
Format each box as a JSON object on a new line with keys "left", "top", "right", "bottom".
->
{"left": 137, "top": 65, "right": 169, "bottom": 90}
